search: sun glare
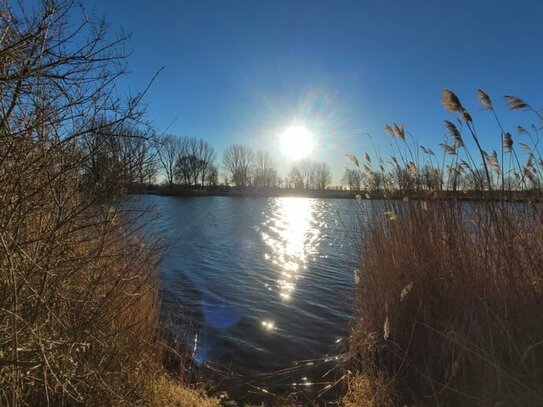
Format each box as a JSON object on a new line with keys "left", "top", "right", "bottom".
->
{"left": 279, "top": 125, "right": 315, "bottom": 160}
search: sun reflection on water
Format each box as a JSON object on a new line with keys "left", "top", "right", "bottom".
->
{"left": 261, "top": 198, "right": 320, "bottom": 300}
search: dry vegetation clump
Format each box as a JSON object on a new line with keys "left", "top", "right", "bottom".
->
{"left": 341, "top": 372, "right": 395, "bottom": 407}
{"left": 149, "top": 375, "right": 220, "bottom": 407}
{"left": 349, "top": 201, "right": 543, "bottom": 406}
{"left": 346, "top": 89, "right": 543, "bottom": 405}
{"left": 0, "top": 1, "right": 215, "bottom": 405}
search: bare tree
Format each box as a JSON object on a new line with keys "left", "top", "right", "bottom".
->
{"left": 288, "top": 166, "right": 303, "bottom": 189}
{"left": 342, "top": 168, "right": 364, "bottom": 191}
{"left": 173, "top": 136, "right": 191, "bottom": 185}
{"left": 198, "top": 139, "right": 216, "bottom": 187}
{"left": 389, "top": 161, "right": 417, "bottom": 193}
{"left": 157, "top": 134, "right": 183, "bottom": 188}
{"left": 222, "top": 144, "right": 254, "bottom": 187}
{"left": 254, "top": 150, "right": 277, "bottom": 188}
{"left": 421, "top": 165, "right": 443, "bottom": 191}
{"left": 185, "top": 137, "right": 200, "bottom": 185}
{"left": 206, "top": 164, "right": 219, "bottom": 188}
{"left": 289, "top": 159, "right": 331, "bottom": 190}
{"left": 289, "top": 159, "right": 314, "bottom": 189}
{"left": 312, "top": 162, "right": 332, "bottom": 190}
{"left": 80, "top": 120, "right": 157, "bottom": 193}
{"left": 299, "top": 159, "right": 314, "bottom": 189}
{"left": 464, "top": 168, "right": 489, "bottom": 192}
{"left": 140, "top": 136, "right": 160, "bottom": 184}
{"left": 365, "top": 172, "right": 384, "bottom": 194}
{"left": 172, "top": 137, "right": 216, "bottom": 187}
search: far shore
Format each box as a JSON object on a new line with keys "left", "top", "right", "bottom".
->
{"left": 129, "top": 184, "right": 542, "bottom": 202}
{"left": 132, "top": 184, "right": 358, "bottom": 199}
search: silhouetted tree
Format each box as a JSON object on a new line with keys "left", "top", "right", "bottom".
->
{"left": 464, "top": 168, "right": 489, "bottom": 191}
{"left": 312, "top": 162, "right": 332, "bottom": 190}
{"left": 197, "top": 139, "right": 216, "bottom": 187}
{"left": 289, "top": 159, "right": 314, "bottom": 189}
{"left": 254, "top": 150, "right": 277, "bottom": 188}
{"left": 222, "top": 144, "right": 254, "bottom": 187}
{"left": 157, "top": 135, "right": 183, "bottom": 188}
{"left": 288, "top": 166, "right": 302, "bottom": 188}
{"left": 365, "top": 172, "right": 384, "bottom": 194}
{"left": 342, "top": 168, "right": 364, "bottom": 191}
{"left": 173, "top": 137, "right": 216, "bottom": 187}
{"left": 81, "top": 120, "right": 157, "bottom": 194}
{"left": 206, "top": 164, "right": 219, "bottom": 188}
{"left": 421, "top": 165, "right": 443, "bottom": 191}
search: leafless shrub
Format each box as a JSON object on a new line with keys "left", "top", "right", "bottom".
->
{"left": 0, "top": 1, "right": 206, "bottom": 405}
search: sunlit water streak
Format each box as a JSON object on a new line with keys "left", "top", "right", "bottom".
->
{"left": 261, "top": 198, "right": 321, "bottom": 300}
{"left": 139, "top": 196, "right": 359, "bottom": 401}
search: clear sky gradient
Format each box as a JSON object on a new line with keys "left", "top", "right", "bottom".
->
{"left": 90, "top": 0, "right": 543, "bottom": 181}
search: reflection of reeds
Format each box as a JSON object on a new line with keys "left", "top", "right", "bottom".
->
{"left": 346, "top": 90, "right": 543, "bottom": 406}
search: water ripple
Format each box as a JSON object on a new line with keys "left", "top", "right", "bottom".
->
{"left": 139, "top": 195, "right": 358, "bottom": 393}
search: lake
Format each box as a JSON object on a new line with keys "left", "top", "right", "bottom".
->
{"left": 139, "top": 195, "right": 360, "bottom": 402}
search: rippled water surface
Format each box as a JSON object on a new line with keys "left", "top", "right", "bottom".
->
{"left": 140, "top": 195, "right": 359, "bottom": 400}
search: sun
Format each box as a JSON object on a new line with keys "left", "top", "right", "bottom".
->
{"left": 278, "top": 125, "right": 315, "bottom": 160}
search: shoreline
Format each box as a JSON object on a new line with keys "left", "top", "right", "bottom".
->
{"left": 129, "top": 185, "right": 542, "bottom": 202}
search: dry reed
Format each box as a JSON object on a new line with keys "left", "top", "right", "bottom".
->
{"left": 346, "top": 89, "right": 543, "bottom": 406}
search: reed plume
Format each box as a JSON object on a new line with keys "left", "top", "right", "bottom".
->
{"left": 477, "top": 89, "right": 493, "bottom": 110}
{"left": 505, "top": 95, "right": 528, "bottom": 110}
{"left": 442, "top": 88, "right": 463, "bottom": 113}
{"left": 347, "top": 88, "right": 543, "bottom": 406}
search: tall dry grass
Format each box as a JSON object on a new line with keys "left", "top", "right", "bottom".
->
{"left": 0, "top": 191, "right": 163, "bottom": 405}
{"left": 346, "top": 90, "right": 543, "bottom": 406}
{"left": 0, "top": 1, "right": 216, "bottom": 405}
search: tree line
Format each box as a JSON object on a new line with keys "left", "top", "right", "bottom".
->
{"left": 78, "top": 121, "right": 515, "bottom": 196}
{"left": 155, "top": 135, "right": 336, "bottom": 191}
{"left": 75, "top": 124, "right": 340, "bottom": 192}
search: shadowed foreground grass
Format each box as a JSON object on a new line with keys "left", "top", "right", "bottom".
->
{"left": 346, "top": 200, "right": 543, "bottom": 406}
{"left": 0, "top": 177, "right": 220, "bottom": 406}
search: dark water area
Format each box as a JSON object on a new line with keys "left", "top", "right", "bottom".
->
{"left": 137, "top": 195, "right": 360, "bottom": 404}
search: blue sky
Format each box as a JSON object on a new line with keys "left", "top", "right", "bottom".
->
{"left": 90, "top": 0, "right": 543, "bottom": 181}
